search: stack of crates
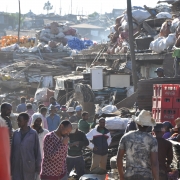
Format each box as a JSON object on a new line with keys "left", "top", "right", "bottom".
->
{"left": 152, "top": 84, "right": 180, "bottom": 126}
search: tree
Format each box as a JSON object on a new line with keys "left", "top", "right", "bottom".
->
{"left": 43, "top": 1, "right": 53, "bottom": 14}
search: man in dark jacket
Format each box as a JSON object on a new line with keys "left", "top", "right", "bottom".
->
{"left": 67, "top": 123, "right": 89, "bottom": 178}
{"left": 86, "top": 117, "right": 112, "bottom": 171}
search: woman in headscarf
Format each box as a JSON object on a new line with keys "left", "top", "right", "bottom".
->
{"left": 31, "top": 113, "right": 49, "bottom": 155}
{"left": 31, "top": 113, "right": 49, "bottom": 180}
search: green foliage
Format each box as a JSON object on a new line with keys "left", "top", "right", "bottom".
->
{"left": 4, "top": 13, "right": 25, "bottom": 27}
{"left": 43, "top": 1, "right": 53, "bottom": 14}
{"left": 88, "top": 12, "right": 99, "bottom": 18}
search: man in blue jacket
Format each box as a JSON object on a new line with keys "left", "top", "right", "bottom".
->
{"left": 86, "top": 117, "right": 112, "bottom": 171}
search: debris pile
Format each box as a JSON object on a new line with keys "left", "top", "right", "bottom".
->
{"left": 106, "top": 2, "right": 180, "bottom": 54}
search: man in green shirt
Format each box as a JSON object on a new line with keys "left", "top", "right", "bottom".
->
{"left": 78, "top": 111, "right": 97, "bottom": 134}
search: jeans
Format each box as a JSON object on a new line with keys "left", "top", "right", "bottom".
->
{"left": 67, "top": 156, "right": 85, "bottom": 178}
{"left": 125, "top": 174, "right": 153, "bottom": 180}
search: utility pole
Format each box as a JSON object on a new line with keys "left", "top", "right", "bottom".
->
{"left": 127, "top": 0, "right": 138, "bottom": 91}
{"left": 71, "top": 0, "right": 72, "bottom": 14}
{"left": 59, "top": 0, "right": 61, "bottom": 16}
{"left": 18, "top": 0, "right": 21, "bottom": 44}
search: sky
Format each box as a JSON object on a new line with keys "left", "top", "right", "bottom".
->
{"left": 0, "top": 0, "right": 159, "bottom": 15}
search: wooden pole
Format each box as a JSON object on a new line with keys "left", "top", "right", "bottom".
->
{"left": 127, "top": 0, "right": 138, "bottom": 91}
{"left": 18, "top": 0, "right": 21, "bottom": 44}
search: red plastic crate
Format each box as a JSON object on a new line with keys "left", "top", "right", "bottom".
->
{"left": 152, "top": 108, "right": 157, "bottom": 120}
{"left": 152, "top": 97, "right": 157, "bottom": 108}
{"left": 157, "top": 97, "right": 173, "bottom": 108}
{"left": 173, "top": 97, "right": 180, "bottom": 108}
{"left": 159, "top": 84, "right": 180, "bottom": 97}
{"left": 157, "top": 108, "right": 179, "bottom": 125}
{"left": 153, "top": 84, "right": 159, "bottom": 96}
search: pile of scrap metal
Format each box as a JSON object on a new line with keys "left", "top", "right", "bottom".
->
{"left": 106, "top": 2, "right": 180, "bottom": 54}
{"left": 0, "top": 60, "right": 71, "bottom": 91}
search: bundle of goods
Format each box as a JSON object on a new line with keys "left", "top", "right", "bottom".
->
{"left": 0, "top": 35, "right": 35, "bottom": 48}
{"left": 152, "top": 84, "right": 180, "bottom": 126}
{"left": 105, "top": 116, "right": 129, "bottom": 130}
{"left": 107, "top": 9, "right": 152, "bottom": 54}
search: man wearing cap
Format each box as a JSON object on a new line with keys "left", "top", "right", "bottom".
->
{"left": 59, "top": 105, "right": 69, "bottom": 120}
{"left": 86, "top": 117, "right": 112, "bottom": 171}
{"left": 67, "top": 107, "right": 78, "bottom": 123}
{"left": 154, "top": 67, "right": 165, "bottom": 78}
{"left": 117, "top": 110, "right": 159, "bottom": 180}
{"left": 75, "top": 106, "right": 82, "bottom": 122}
{"left": 67, "top": 123, "right": 89, "bottom": 178}
{"left": 153, "top": 123, "right": 173, "bottom": 180}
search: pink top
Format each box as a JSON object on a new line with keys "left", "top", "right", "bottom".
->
{"left": 40, "top": 132, "right": 68, "bottom": 179}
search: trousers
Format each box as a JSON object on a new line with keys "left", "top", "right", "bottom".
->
{"left": 125, "top": 174, "right": 153, "bottom": 180}
{"left": 90, "top": 153, "right": 108, "bottom": 171}
{"left": 66, "top": 156, "right": 85, "bottom": 178}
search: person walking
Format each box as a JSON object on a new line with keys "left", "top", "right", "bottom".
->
{"left": 11, "top": 113, "right": 41, "bottom": 180}
{"left": 47, "top": 105, "right": 61, "bottom": 132}
{"left": 40, "top": 107, "right": 48, "bottom": 129}
{"left": 67, "top": 123, "right": 89, "bottom": 178}
{"left": 117, "top": 110, "right": 159, "bottom": 180}
{"left": 78, "top": 112, "right": 96, "bottom": 134}
{"left": 40, "top": 120, "right": 72, "bottom": 180}
{"left": 1, "top": 103, "right": 13, "bottom": 144}
{"left": 153, "top": 123, "right": 173, "bottom": 180}
{"left": 31, "top": 113, "right": 49, "bottom": 180}
{"left": 25, "top": 103, "right": 35, "bottom": 119}
{"left": 16, "top": 97, "right": 27, "bottom": 113}
{"left": 86, "top": 117, "right": 112, "bottom": 171}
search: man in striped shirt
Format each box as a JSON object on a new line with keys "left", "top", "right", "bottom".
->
{"left": 40, "top": 120, "right": 72, "bottom": 180}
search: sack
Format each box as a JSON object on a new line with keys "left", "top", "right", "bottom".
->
{"left": 150, "top": 33, "right": 176, "bottom": 53}
{"left": 64, "top": 28, "right": 76, "bottom": 36}
{"left": 48, "top": 41, "right": 57, "bottom": 48}
{"left": 156, "top": 12, "right": 172, "bottom": 19}
{"left": 105, "top": 116, "right": 129, "bottom": 130}
{"left": 131, "top": 9, "right": 151, "bottom": 23}
{"left": 34, "top": 88, "right": 54, "bottom": 102}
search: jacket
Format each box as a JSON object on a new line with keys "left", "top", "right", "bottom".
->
{"left": 86, "top": 126, "right": 112, "bottom": 156}
{"left": 78, "top": 119, "right": 96, "bottom": 134}
{"left": 68, "top": 130, "right": 89, "bottom": 156}
{"left": 11, "top": 128, "right": 41, "bottom": 180}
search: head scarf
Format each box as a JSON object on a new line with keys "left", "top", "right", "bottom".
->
{"left": 31, "top": 113, "right": 43, "bottom": 126}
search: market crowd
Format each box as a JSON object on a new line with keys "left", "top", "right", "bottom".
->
{"left": 0, "top": 96, "right": 180, "bottom": 180}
